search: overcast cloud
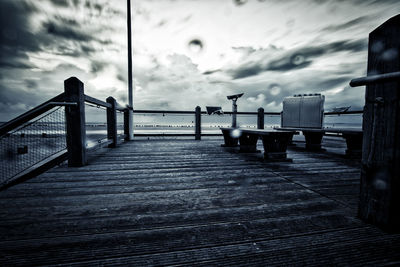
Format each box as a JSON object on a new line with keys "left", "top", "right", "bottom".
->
{"left": 0, "top": 0, "right": 400, "bottom": 121}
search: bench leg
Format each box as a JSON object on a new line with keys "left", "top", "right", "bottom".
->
{"left": 343, "top": 133, "right": 363, "bottom": 158}
{"left": 303, "top": 131, "right": 324, "bottom": 151}
{"left": 287, "top": 134, "right": 296, "bottom": 146}
{"left": 261, "top": 133, "right": 293, "bottom": 161}
{"left": 221, "top": 129, "right": 239, "bottom": 147}
{"left": 239, "top": 133, "right": 259, "bottom": 153}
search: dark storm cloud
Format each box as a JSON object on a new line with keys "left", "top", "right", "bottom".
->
{"left": 91, "top": 61, "right": 107, "bottom": 73}
{"left": 203, "top": 69, "right": 221, "bottom": 75}
{"left": 0, "top": 1, "right": 41, "bottom": 68}
{"left": 267, "top": 57, "right": 312, "bottom": 72}
{"left": 316, "top": 77, "right": 353, "bottom": 89}
{"left": 25, "top": 79, "right": 38, "bottom": 89}
{"left": 51, "top": 0, "right": 70, "bottom": 7}
{"left": 0, "top": 83, "right": 40, "bottom": 112}
{"left": 229, "top": 39, "right": 367, "bottom": 79}
{"left": 0, "top": 1, "right": 101, "bottom": 71}
{"left": 322, "top": 16, "right": 371, "bottom": 32}
{"left": 230, "top": 63, "right": 264, "bottom": 79}
{"left": 44, "top": 21, "right": 93, "bottom": 42}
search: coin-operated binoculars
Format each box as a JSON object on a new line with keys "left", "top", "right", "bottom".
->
{"left": 226, "top": 93, "right": 244, "bottom": 128}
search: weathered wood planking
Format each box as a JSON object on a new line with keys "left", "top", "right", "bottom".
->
{"left": 359, "top": 14, "right": 400, "bottom": 231}
{"left": 0, "top": 139, "right": 399, "bottom": 266}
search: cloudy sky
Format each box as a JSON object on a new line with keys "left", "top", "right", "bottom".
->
{"left": 0, "top": 0, "right": 399, "bottom": 121}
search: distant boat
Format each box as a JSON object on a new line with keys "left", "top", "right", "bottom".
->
{"left": 331, "top": 106, "right": 351, "bottom": 113}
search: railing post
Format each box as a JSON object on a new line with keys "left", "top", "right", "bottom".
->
{"left": 358, "top": 14, "right": 400, "bottom": 232}
{"left": 64, "top": 77, "right": 86, "bottom": 167}
{"left": 124, "top": 106, "right": 133, "bottom": 141}
{"left": 106, "top": 96, "right": 117, "bottom": 148}
{"left": 257, "top": 107, "right": 264, "bottom": 129}
{"left": 195, "top": 106, "right": 201, "bottom": 140}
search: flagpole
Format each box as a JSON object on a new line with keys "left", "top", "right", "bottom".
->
{"left": 127, "top": 0, "right": 134, "bottom": 140}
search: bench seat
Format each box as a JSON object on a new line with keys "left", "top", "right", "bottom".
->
{"left": 275, "top": 127, "right": 363, "bottom": 157}
{"left": 220, "top": 128, "right": 296, "bottom": 161}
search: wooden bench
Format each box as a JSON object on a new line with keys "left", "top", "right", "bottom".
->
{"left": 220, "top": 128, "right": 296, "bottom": 161}
{"left": 275, "top": 127, "right": 363, "bottom": 157}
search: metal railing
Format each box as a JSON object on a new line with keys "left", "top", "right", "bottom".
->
{"left": 0, "top": 77, "right": 130, "bottom": 188}
{"left": 0, "top": 75, "right": 366, "bottom": 187}
{"left": 132, "top": 108, "right": 362, "bottom": 139}
{"left": 0, "top": 94, "right": 76, "bottom": 187}
{"left": 132, "top": 108, "right": 281, "bottom": 139}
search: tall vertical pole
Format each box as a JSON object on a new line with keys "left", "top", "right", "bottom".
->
{"left": 127, "top": 0, "right": 134, "bottom": 140}
{"left": 232, "top": 99, "right": 237, "bottom": 128}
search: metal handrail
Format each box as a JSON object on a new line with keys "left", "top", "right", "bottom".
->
{"left": 133, "top": 109, "right": 362, "bottom": 116}
{"left": 84, "top": 94, "right": 127, "bottom": 112}
{"left": 0, "top": 93, "right": 77, "bottom": 137}
{"left": 324, "top": 110, "right": 363, "bottom": 115}
{"left": 133, "top": 109, "right": 281, "bottom": 115}
{"left": 84, "top": 95, "right": 111, "bottom": 109}
{"left": 350, "top": 71, "right": 400, "bottom": 87}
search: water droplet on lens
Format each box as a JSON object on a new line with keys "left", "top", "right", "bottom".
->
{"left": 230, "top": 129, "right": 241, "bottom": 138}
{"left": 188, "top": 39, "right": 203, "bottom": 53}
{"left": 292, "top": 54, "right": 305, "bottom": 65}
{"left": 371, "top": 41, "right": 384, "bottom": 53}
{"left": 374, "top": 179, "right": 387, "bottom": 191}
{"left": 233, "top": 0, "right": 247, "bottom": 6}
{"left": 269, "top": 84, "right": 281, "bottom": 96}
{"left": 382, "top": 48, "right": 398, "bottom": 61}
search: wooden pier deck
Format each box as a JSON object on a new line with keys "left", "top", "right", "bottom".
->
{"left": 1, "top": 138, "right": 399, "bottom": 266}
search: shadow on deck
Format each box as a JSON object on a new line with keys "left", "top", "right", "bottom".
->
{"left": 1, "top": 137, "right": 399, "bottom": 266}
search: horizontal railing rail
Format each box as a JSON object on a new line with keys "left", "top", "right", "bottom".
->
{"left": 0, "top": 93, "right": 72, "bottom": 137}
{"left": 324, "top": 110, "right": 363, "bottom": 115}
{"left": 84, "top": 95, "right": 112, "bottom": 109}
{"left": 350, "top": 71, "right": 400, "bottom": 87}
{"left": 133, "top": 109, "right": 362, "bottom": 116}
{"left": 133, "top": 109, "right": 281, "bottom": 115}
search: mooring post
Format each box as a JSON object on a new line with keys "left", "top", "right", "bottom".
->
{"left": 257, "top": 107, "right": 264, "bottom": 129}
{"left": 64, "top": 77, "right": 87, "bottom": 167}
{"left": 124, "top": 106, "right": 132, "bottom": 141}
{"left": 195, "top": 106, "right": 201, "bottom": 140}
{"left": 358, "top": 14, "right": 400, "bottom": 232}
{"left": 106, "top": 96, "right": 117, "bottom": 148}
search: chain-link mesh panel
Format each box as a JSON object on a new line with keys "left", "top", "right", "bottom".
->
{"left": 85, "top": 103, "right": 107, "bottom": 149}
{"left": 117, "top": 110, "right": 125, "bottom": 138}
{"left": 0, "top": 106, "right": 66, "bottom": 185}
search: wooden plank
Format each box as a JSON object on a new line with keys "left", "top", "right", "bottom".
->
{"left": 1, "top": 139, "right": 399, "bottom": 266}
{"left": 0, "top": 213, "right": 359, "bottom": 266}
{"left": 0, "top": 200, "right": 342, "bottom": 241}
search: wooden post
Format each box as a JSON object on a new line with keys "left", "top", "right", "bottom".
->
{"left": 195, "top": 106, "right": 201, "bottom": 140}
{"left": 64, "top": 77, "right": 86, "bottom": 167}
{"left": 358, "top": 14, "right": 400, "bottom": 232}
{"left": 106, "top": 96, "right": 117, "bottom": 148}
{"left": 257, "top": 107, "right": 264, "bottom": 129}
{"left": 124, "top": 106, "right": 132, "bottom": 141}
